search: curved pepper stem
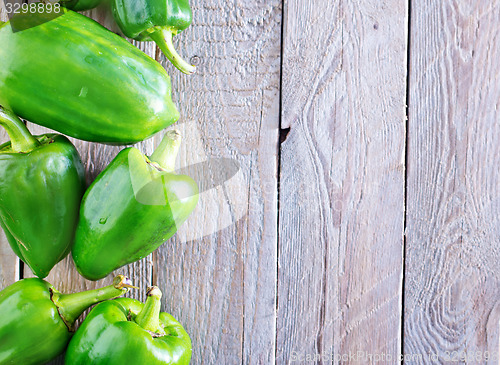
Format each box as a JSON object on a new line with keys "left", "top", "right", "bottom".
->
{"left": 52, "top": 275, "right": 136, "bottom": 330}
{"left": 149, "top": 28, "right": 196, "bottom": 75}
{"left": 0, "top": 107, "right": 40, "bottom": 153}
{"left": 149, "top": 130, "right": 181, "bottom": 172}
{"left": 135, "top": 286, "right": 165, "bottom": 334}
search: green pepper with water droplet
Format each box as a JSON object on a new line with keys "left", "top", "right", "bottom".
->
{"left": 72, "top": 130, "right": 199, "bottom": 280}
{"left": 0, "top": 10, "right": 179, "bottom": 144}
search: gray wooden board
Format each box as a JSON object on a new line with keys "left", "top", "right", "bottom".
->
{"left": 3, "top": 0, "right": 500, "bottom": 364}
{"left": 277, "top": 0, "right": 408, "bottom": 363}
{"left": 404, "top": 1, "right": 500, "bottom": 363}
{"left": 0, "top": 1, "right": 281, "bottom": 364}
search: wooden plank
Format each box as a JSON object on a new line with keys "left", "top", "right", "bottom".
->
{"left": 405, "top": 1, "right": 500, "bottom": 361}
{"left": 154, "top": 0, "right": 281, "bottom": 363}
{"left": 0, "top": 0, "right": 20, "bottom": 290}
{"left": 277, "top": 0, "right": 407, "bottom": 363}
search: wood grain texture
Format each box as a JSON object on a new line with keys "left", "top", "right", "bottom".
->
{"left": 2, "top": 0, "right": 500, "bottom": 363}
{"left": 0, "top": 0, "right": 20, "bottom": 290}
{"left": 8, "top": 1, "right": 280, "bottom": 363}
{"left": 277, "top": 0, "right": 407, "bottom": 363}
{"left": 154, "top": 0, "right": 281, "bottom": 363}
{"left": 404, "top": 0, "right": 500, "bottom": 362}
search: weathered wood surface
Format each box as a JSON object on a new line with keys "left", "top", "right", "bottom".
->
{"left": 1, "top": 1, "right": 281, "bottom": 364}
{"left": 404, "top": 1, "right": 500, "bottom": 363}
{"left": 2, "top": 0, "right": 500, "bottom": 364}
{"left": 277, "top": 0, "right": 407, "bottom": 363}
{"left": 154, "top": 0, "right": 281, "bottom": 363}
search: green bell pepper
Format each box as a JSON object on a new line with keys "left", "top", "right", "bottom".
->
{"left": 60, "top": 0, "right": 104, "bottom": 11}
{"left": 0, "top": 10, "right": 179, "bottom": 144}
{"left": 0, "top": 275, "right": 134, "bottom": 365}
{"left": 65, "top": 286, "right": 192, "bottom": 364}
{"left": 0, "top": 107, "right": 85, "bottom": 278}
{"left": 112, "top": 0, "right": 196, "bottom": 74}
{"left": 72, "top": 130, "right": 199, "bottom": 280}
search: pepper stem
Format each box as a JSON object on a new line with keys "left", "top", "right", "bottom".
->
{"left": 135, "top": 286, "right": 164, "bottom": 334}
{"left": 149, "top": 28, "right": 196, "bottom": 75}
{"left": 0, "top": 107, "right": 40, "bottom": 153}
{"left": 149, "top": 130, "right": 181, "bottom": 172}
{"left": 52, "top": 275, "right": 136, "bottom": 330}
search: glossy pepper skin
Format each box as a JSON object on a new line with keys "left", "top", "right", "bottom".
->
{"left": 65, "top": 286, "right": 192, "bottom": 364}
{"left": 0, "top": 108, "right": 85, "bottom": 278}
{"left": 0, "top": 275, "right": 134, "bottom": 365}
{"left": 72, "top": 130, "right": 199, "bottom": 280}
{"left": 0, "top": 10, "right": 179, "bottom": 144}
{"left": 112, "top": 0, "right": 196, "bottom": 74}
{"left": 60, "top": 0, "right": 103, "bottom": 11}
